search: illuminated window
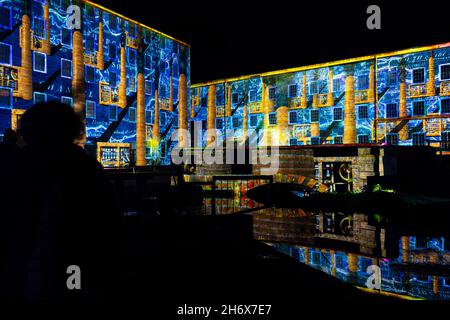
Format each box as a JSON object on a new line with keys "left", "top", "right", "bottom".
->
{"left": 289, "top": 138, "right": 297, "bottom": 146}
{"left": 109, "top": 43, "right": 117, "bottom": 59}
{"left": 109, "top": 105, "right": 117, "bottom": 121}
{"left": 232, "top": 92, "right": 239, "bottom": 104}
{"left": 0, "top": 6, "right": 12, "bottom": 29}
{"left": 333, "top": 78, "right": 342, "bottom": 92}
{"left": 413, "top": 100, "right": 426, "bottom": 116}
{"left": 248, "top": 90, "right": 257, "bottom": 102}
{"left": 85, "top": 36, "right": 95, "bottom": 52}
{"left": 386, "top": 103, "right": 398, "bottom": 118}
{"left": 85, "top": 66, "right": 95, "bottom": 83}
{"left": 358, "top": 75, "right": 369, "bottom": 90}
{"left": 216, "top": 118, "right": 224, "bottom": 130}
{"left": 333, "top": 107, "right": 343, "bottom": 121}
{"left": 412, "top": 68, "right": 425, "bottom": 84}
{"left": 440, "top": 64, "right": 450, "bottom": 81}
{"left": 358, "top": 105, "right": 369, "bottom": 120}
{"left": 249, "top": 114, "right": 258, "bottom": 127}
{"left": 33, "top": 51, "right": 46, "bottom": 73}
{"left": 61, "top": 59, "right": 72, "bottom": 78}
{"left": 334, "top": 136, "right": 343, "bottom": 144}
{"left": 268, "top": 112, "right": 277, "bottom": 126}
{"left": 268, "top": 87, "right": 276, "bottom": 100}
{"left": 232, "top": 117, "right": 241, "bottom": 128}
{"left": 129, "top": 107, "right": 136, "bottom": 122}
{"left": 109, "top": 72, "right": 117, "bottom": 87}
{"left": 61, "top": 96, "right": 72, "bottom": 106}
{"left": 86, "top": 100, "right": 96, "bottom": 119}
{"left": 387, "top": 70, "right": 398, "bottom": 86}
{"left": 288, "top": 84, "right": 298, "bottom": 97}
{"left": 61, "top": 28, "right": 71, "bottom": 47}
{"left": 386, "top": 133, "right": 399, "bottom": 145}
{"left": 441, "top": 99, "right": 450, "bottom": 114}
{"left": 412, "top": 132, "right": 425, "bottom": 146}
{"left": 34, "top": 92, "right": 46, "bottom": 104}
{"left": 0, "top": 42, "right": 11, "bottom": 65}
{"left": 310, "top": 109, "right": 319, "bottom": 123}
{"left": 0, "top": 87, "right": 12, "bottom": 109}
{"left": 310, "top": 137, "right": 320, "bottom": 145}
{"left": 288, "top": 110, "right": 298, "bottom": 124}
{"left": 357, "top": 134, "right": 369, "bottom": 144}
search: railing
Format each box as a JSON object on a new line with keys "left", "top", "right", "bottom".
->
{"left": 440, "top": 81, "right": 450, "bottom": 96}
{"left": 84, "top": 52, "right": 97, "bottom": 66}
{"left": 288, "top": 97, "right": 302, "bottom": 109}
{"left": 0, "top": 65, "right": 20, "bottom": 95}
{"left": 355, "top": 89, "right": 371, "bottom": 104}
{"left": 99, "top": 81, "right": 119, "bottom": 105}
{"left": 249, "top": 102, "right": 262, "bottom": 113}
{"left": 317, "top": 93, "right": 330, "bottom": 107}
{"left": 191, "top": 95, "right": 201, "bottom": 107}
{"left": 97, "top": 142, "right": 132, "bottom": 168}
{"left": 409, "top": 83, "right": 428, "bottom": 98}
{"left": 216, "top": 105, "right": 225, "bottom": 117}
{"left": 126, "top": 32, "right": 138, "bottom": 49}
{"left": 159, "top": 98, "right": 171, "bottom": 111}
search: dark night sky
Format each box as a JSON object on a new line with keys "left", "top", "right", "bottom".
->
{"left": 94, "top": 0, "right": 450, "bottom": 84}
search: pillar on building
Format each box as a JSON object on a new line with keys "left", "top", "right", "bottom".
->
{"left": 169, "top": 64, "right": 174, "bottom": 112}
{"left": 226, "top": 84, "right": 232, "bottom": 117}
{"left": 399, "top": 82, "right": 408, "bottom": 140}
{"left": 97, "top": 16, "right": 104, "bottom": 70}
{"left": 301, "top": 73, "right": 307, "bottom": 108}
{"left": 433, "top": 276, "right": 439, "bottom": 296}
{"left": 427, "top": 52, "right": 435, "bottom": 96}
{"left": 277, "top": 106, "right": 289, "bottom": 146}
{"left": 368, "top": 65, "right": 375, "bottom": 102}
{"left": 207, "top": 84, "right": 217, "bottom": 145}
{"left": 344, "top": 75, "right": 356, "bottom": 144}
{"left": 304, "top": 247, "right": 310, "bottom": 265}
{"left": 153, "top": 89, "right": 160, "bottom": 143}
{"left": 331, "top": 250, "right": 337, "bottom": 277}
{"left": 327, "top": 68, "right": 334, "bottom": 106}
{"left": 348, "top": 253, "right": 358, "bottom": 273}
{"left": 20, "top": 13, "right": 33, "bottom": 100}
{"left": 242, "top": 104, "right": 248, "bottom": 143}
{"left": 119, "top": 46, "right": 127, "bottom": 108}
{"left": 311, "top": 94, "right": 320, "bottom": 138}
{"left": 42, "top": 0, "right": 51, "bottom": 55}
{"left": 178, "top": 73, "right": 188, "bottom": 147}
{"left": 263, "top": 82, "right": 274, "bottom": 145}
{"left": 401, "top": 236, "right": 410, "bottom": 263}
{"left": 72, "top": 29, "right": 86, "bottom": 146}
{"left": 136, "top": 73, "right": 146, "bottom": 166}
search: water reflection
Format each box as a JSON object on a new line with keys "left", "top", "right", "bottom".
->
{"left": 253, "top": 207, "right": 450, "bottom": 300}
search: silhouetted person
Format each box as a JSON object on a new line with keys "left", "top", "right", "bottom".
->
{"left": 0, "top": 102, "right": 120, "bottom": 302}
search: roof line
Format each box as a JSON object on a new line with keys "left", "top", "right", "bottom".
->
{"left": 83, "top": 0, "right": 190, "bottom": 48}
{"left": 191, "top": 41, "right": 450, "bottom": 88}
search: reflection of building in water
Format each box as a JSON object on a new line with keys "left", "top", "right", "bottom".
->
{"left": 272, "top": 235, "right": 450, "bottom": 300}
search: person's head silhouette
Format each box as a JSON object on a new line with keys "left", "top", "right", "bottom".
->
{"left": 20, "top": 101, "right": 83, "bottom": 149}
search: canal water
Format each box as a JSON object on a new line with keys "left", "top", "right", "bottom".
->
{"left": 253, "top": 207, "right": 450, "bottom": 300}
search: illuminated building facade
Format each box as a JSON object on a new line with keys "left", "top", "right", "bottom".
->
{"left": 191, "top": 43, "right": 450, "bottom": 149}
{"left": 0, "top": 0, "right": 190, "bottom": 166}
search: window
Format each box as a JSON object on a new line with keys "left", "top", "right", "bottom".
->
{"left": 441, "top": 99, "right": 450, "bottom": 114}
{"left": 248, "top": 90, "right": 257, "bottom": 102}
{"left": 288, "top": 84, "right": 298, "bottom": 97}
{"left": 232, "top": 117, "right": 241, "bottom": 128}
{"left": 386, "top": 133, "right": 399, "bottom": 145}
{"left": 412, "top": 68, "right": 425, "bottom": 84}
{"left": 358, "top": 75, "right": 369, "bottom": 90}
{"left": 357, "top": 134, "right": 369, "bottom": 144}
{"left": 311, "top": 137, "right": 320, "bottom": 145}
{"left": 61, "top": 59, "right": 72, "bottom": 78}
{"left": 160, "top": 112, "right": 166, "bottom": 126}
{"left": 358, "top": 105, "right": 369, "bottom": 120}
{"left": 387, "top": 70, "right": 398, "bottom": 86}
{"left": 109, "top": 105, "right": 117, "bottom": 120}
{"left": 146, "top": 110, "right": 152, "bottom": 124}
{"left": 129, "top": 107, "right": 136, "bottom": 122}
{"left": 32, "top": 51, "right": 46, "bottom": 73}
{"left": 442, "top": 132, "right": 450, "bottom": 150}
{"left": 268, "top": 112, "right": 277, "bottom": 126}
{"left": 216, "top": 92, "right": 224, "bottom": 106}
{"left": 311, "top": 109, "right": 319, "bottom": 123}
{"left": 440, "top": 64, "right": 450, "bottom": 81}
{"left": 109, "top": 43, "right": 117, "bottom": 59}
{"left": 61, "top": 96, "right": 72, "bottom": 106}
{"left": 289, "top": 138, "right": 297, "bottom": 146}
{"left": 128, "top": 76, "right": 136, "bottom": 92}
{"left": 268, "top": 87, "right": 276, "bottom": 100}
{"left": 85, "top": 36, "right": 95, "bottom": 52}
{"left": 34, "top": 92, "right": 46, "bottom": 104}
{"left": 413, "top": 101, "right": 426, "bottom": 116}
{"left": 216, "top": 118, "right": 224, "bottom": 130}
{"left": 288, "top": 110, "right": 298, "bottom": 124}
{"left": 386, "top": 103, "right": 398, "bottom": 118}
{"left": 333, "top": 108, "right": 343, "bottom": 121}
{"left": 334, "top": 136, "right": 343, "bottom": 145}
{"left": 109, "top": 72, "right": 117, "bottom": 87}
{"left": 0, "top": 42, "right": 11, "bottom": 65}
{"left": 412, "top": 132, "right": 425, "bottom": 146}
{"left": 250, "top": 114, "right": 258, "bottom": 127}
{"left": 61, "top": 28, "right": 72, "bottom": 47}
{"left": 145, "top": 80, "right": 151, "bottom": 95}
{"left": 0, "top": 6, "right": 12, "bottom": 29}
{"left": 232, "top": 92, "right": 239, "bottom": 104}
{"left": 308, "top": 82, "right": 317, "bottom": 95}
{"left": 0, "top": 87, "right": 12, "bottom": 109}
{"left": 32, "top": 17, "right": 45, "bottom": 38}
{"left": 144, "top": 54, "right": 151, "bottom": 69}
{"left": 333, "top": 78, "right": 342, "bottom": 92}
{"left": 127, "top": 48, "right": 136, "bottom": 65}
{"left": 85, "top": 66, "right": 95, "bottom": 83}
{"left": 86, "top": 100, "right": 96, "bottom": 119}
{"left": 109, "top": 15, "right": 117, "bottom": 31}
